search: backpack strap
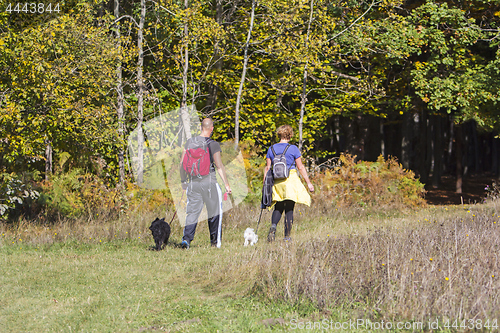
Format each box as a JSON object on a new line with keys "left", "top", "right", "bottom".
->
{"left": 270, "top": 145, "right": 277, "bottom": 157}
{"left": 201, "top": 137, "right": 216, "bottom": 175}
{"left": 281, "top": 144, "right": 296, "bottom": 170}
{"left": 204, "top": 137, "right": 213, "bottom": 164}
{"left": 282, "top": 144, "right": 291, "bottom": 155}
{"left": 270, "top": 143, "right": 290, "bottom": 157}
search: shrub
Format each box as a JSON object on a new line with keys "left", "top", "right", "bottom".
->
{"left": 237, "top": 140, "right": 266, "bottom": 204}
{"left": 485, "top": 182, "right": 500, "bottom": 201}
{"left": 0, "top": 172, "right": 40, "bottom": 221}
{"left": 217, "top": 139, "right": 266, "bottom": 205}
{"left": 38, "top": 169, "right": 121, "bottom": 219}
{"left": 313, "top": 154, "right": 426, "bottom": 209}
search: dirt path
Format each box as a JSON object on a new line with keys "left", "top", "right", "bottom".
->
{"left": 425, "top": 174, "right": 498, "bottom": 205}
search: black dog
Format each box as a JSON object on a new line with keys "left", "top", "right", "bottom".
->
{"left": 149, "top": 217, "right": 171, "bottom": 251}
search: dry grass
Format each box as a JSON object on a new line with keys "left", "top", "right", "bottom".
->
{"left": 0, "top": 206, "right": 182, "bottom": 247}
{"left": 2, "top": 193, "right": 500, "bottom": 326}
{"left": 251, "top": 200, "right": 500, "bottom": 322}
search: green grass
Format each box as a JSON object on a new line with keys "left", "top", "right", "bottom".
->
{"left": 1, "top": 201, "right": 500, "bottom": 332}
{"left": 0, "top": 239, "right": 296, "bottom": 332}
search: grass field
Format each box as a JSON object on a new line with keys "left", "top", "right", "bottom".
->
{"left": 1, "top": 200, "right": 500, "bottom": 332}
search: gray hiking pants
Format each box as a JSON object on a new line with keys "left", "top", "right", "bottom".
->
{"left": 182, "top": 177, "right": 223, "bottom": 247}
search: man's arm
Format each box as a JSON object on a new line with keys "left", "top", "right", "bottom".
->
{"left": 212, "top": 151, "right": 231, "bottom": 194}
{"left": 180, "top": 150, "right": 188, "bottom": 189}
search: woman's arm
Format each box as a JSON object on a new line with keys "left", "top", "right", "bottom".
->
{"left": 295, "top": 157, "right": 314, "bottom": 192}
{"left": 263, "top": 157, "right": 272, "bottom": 183}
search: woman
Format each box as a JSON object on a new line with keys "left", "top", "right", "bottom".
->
{"left": 263, "top": 125, "right": 314, "bottom": 242}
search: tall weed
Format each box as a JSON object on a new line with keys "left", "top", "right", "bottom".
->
{"left": 253, "top": 201, "right": 500, "bottom": 321}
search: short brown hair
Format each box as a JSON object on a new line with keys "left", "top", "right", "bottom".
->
{"left": 276, "top": 125, "right": 293, "bottom": 140}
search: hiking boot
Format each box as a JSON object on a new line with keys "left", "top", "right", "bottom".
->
{"left": 180, "top": 240, "right": 190, "bottom": 249}
{"left": 267, "top": 225, "right": 276, "bottom": 242}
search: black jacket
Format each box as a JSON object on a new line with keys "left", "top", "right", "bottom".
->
{"left": 261, "top": 169, "right": 274, "bottom": 208}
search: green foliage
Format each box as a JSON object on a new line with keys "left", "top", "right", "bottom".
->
{"left": 38, "top": 170, "right": 124, "bottom": 219}
{"left": 32, "top": 169, "right": 173, "bottom": 221}
{"left": 409, "top": 2, "right": 486, "bottom": 112}
{"left": 2, "top": 0, "right": 500, "bottom": 209}
{"left": 0, "top": 5, "right": 121, "bottom": 175}
{"left": 314, "top": 154, "right": 426, "bottom": 208}
{"left": 0, "top": 172, "right": 40, "bottom": 220}
{"left": 238, "top": 140, "right": 267, "bottom": 204}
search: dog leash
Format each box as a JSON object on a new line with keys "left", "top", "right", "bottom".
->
{"left": 168, "top": 190, "right": 185, "bottom": 225}
{"left": 255, "top": 208, "right": 263, "bottom": 233}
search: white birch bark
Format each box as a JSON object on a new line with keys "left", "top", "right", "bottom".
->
{"left": 299, "top": 0, "right": 314, "bottom": 151}
{"left": 179, "top": 0, "right": 192, "bottom": 144}
{"left": 114, "top": 0, "right": 125, "bottom": 185}
{"left": 136, "top": 0, "right": 146, "bottom": 185}
{"left": 234, "top": 0, "right": 256, "bottom": 151}
{"left": 45, "top": 138, "right": 52, "bottom": 181}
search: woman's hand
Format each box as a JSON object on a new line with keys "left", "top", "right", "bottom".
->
{"left": 307, "top": 183, "right": 314, "bottom": 192}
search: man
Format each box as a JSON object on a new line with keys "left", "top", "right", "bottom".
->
{"left": 180, "top": 118, "right": 231, "bottom": 248}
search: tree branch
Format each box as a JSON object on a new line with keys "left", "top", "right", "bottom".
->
{"left": 327, "top": 0, "right": 380, "bottom": 43}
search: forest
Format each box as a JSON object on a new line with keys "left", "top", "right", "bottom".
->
{"left": 2, "top": 0, "right": 500, "bottom": 218}
{"left": 4, "top": 2, "right": 500, "bottom": 330}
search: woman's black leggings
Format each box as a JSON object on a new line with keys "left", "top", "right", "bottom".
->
{"left": 271, "top": 200, "right": 295, "bottom": 237}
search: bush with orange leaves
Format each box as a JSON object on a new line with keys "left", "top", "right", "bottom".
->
{"left": 313, "top": 154, "right": 426, "bottom": 209}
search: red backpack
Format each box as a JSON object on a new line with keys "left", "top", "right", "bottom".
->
{"left": 182, "top": 137, "right": 212, "bottom": 178}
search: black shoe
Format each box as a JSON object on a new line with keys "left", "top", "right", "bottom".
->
{"left": 267, "top": 226, "right": 276, "bottom": 242}
{"left": 180, "top": 240, "right": 190, "bottom": 249}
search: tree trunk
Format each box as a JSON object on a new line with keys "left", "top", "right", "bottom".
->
{"left": 445, "top": 115, "right": 454, "bottom": 174}
{"left": 205, "top": 0, "right": 224, "bottom": 114}
{"left": 299, "top": 64, "right": 308, "bottom": 151}
{"left": 492, "top": 136, "right": 499, "bottom": 177}
{"left": 114, "top": 0, "right": 125, "bottom": 186}
{"left": 417, "top": 109, "right": 429, "bottom": 184}
{"left": 380, "top": 120, "right": 385, "bottom": 158}
{"left": 298, "top": 0, "right": 314, "bottom": 151}
{"left": 431, "top": 115, "right": 442, "bottom": 188}
{"left": 424, "top": 112, "right": 433, "bottom": 184}
{"left": 45, "top": 138, "right": 52, "bottom": 181}
{"left": 455, "top": 123, "right": 463, "bottom": 194}
{"left": 234, "top": 0, "right": 256, "bottom": 151}
{"left": 471, "top": 121, "right": 480, "bottom": 174}
{"left": 135, "top": 0, "right": 146, "bottom": 185}
{"left": 401, "top": 112, "right": 412, "bottom": 169}
{"left": 179, "top": 0, "right": 191, "bottom": 144}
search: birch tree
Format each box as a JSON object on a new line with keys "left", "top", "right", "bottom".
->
{"left": 298, "top": 0, "right": 314, "bottom": 150}
{"left": 234, "top": 0, "right": 256, "bottom": 151}
{"left": 179, "top": 0, "right": 192, "bottom": 143}
{"left": 114, "top": 0, "right": 125, "bottom": 185}
{"left": 135, "top": 0, "right": 146, "bottom": 185}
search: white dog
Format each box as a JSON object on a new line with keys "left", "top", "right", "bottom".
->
{"left": 244, "top": 228, "right": 258, "bottom": 246}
